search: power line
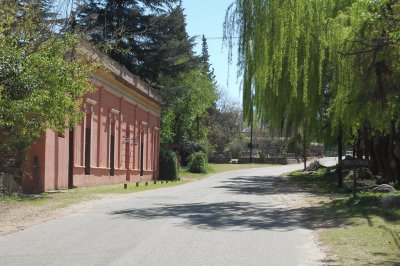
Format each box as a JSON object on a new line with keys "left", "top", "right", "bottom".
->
{"left": 206, "top": 36, "right": 240, "bottom": 40}
{"left": 193, "top": 36, "right": 240, "bottom": 40}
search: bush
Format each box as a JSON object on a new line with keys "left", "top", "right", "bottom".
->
{"left": 159, "top": 148, "right": 178, "bottom": 180}
{"left": 188, "top": 152, "right": 207, "bottom": 173}
{"left": 180, "top": 138, "right": 213, "bottom": 166}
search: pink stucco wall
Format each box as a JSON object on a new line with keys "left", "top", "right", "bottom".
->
{"left": 25, "top": 78, "right": 161, "bottom": 192}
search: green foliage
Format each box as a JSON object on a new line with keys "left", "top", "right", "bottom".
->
{"left": 188, "top": 152, "right": 208, "bottom": 174}
{"left": 159, "top": 68, "right": 217, "bottom": 144}
{"left": 207, "top": 94, "right": 244, "bottom": 155}
{"left": 77, "top": 1, "right": 197, "bottom": 87}
{"left": 79, "top": 1, "right": 218, "bottom": 154}
{"left": 225, "top": 0, "right": 400, "bottom": 181}
{"left": 225, "top": 0, "right": 400, "bottom": 135}
{"left": 224, "top": 0, "right": 343, "bottom": 155}
{"left": 179, "top": 138, "right": 210, "bottom": 166}
{"left": 159, "top": 148, "right": 178, "bottom": 180}
{"left": 0, "top": 1, "right": 92, "bottom": 171}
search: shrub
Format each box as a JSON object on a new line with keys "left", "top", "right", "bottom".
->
{"left": 188, "top": 152, "right": 208, "bottom": 173}
{"left": 180, "top": 139, "right": 212, "bottom": 166}
{"left": 159, "top": 148, "right": 178, "bottom": 180}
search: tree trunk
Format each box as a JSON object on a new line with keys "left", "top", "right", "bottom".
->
{"left": 388, "top": 121, "right": 398, "bottom": 182}
{"left": 373, "top": 136, "right": 391, "bottom": 181}
{"left": 370, "top": 136, "right": 380, "bottom": 175}
{"left": 363, "top": 126, "right": 370, "bottom": 160}
{"left": 337, "top": 124, "right": 343, "bottom": 188}
{"left": 303, "top": 129, "right": 307, "bottom": 170}
{"left": 356, "top": 131, "right": 361, "bottom": 159}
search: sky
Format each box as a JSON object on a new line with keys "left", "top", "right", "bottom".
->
{"left": 55, "top": 0, "right": 241, "bottom": 102}
{"left": 181, "top": 0, "right": 242, "bottom": 104}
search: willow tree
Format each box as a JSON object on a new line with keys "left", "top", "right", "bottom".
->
{"left": 224, "top": 0, "right": 352, "bottom": 169}
{"left": 225, "top": 0, "right": 400, "bottom": 183}
{"left": 332, "top": 0, "right": 400, "bottom": 182}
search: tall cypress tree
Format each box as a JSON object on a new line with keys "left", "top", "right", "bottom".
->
{"left": 200, "top": 35, "right": 216, "bottom": 82}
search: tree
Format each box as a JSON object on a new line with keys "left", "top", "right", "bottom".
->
{"left": 0, "top": 1, "right": 92, "bottom": 174}
{"left": 78, "top": 0, "right": 219, "bottom": 163}
{"left": 135, "top": 5, "right": 200, "bottom": 86}
{"left": 224, "top": 0, "right": 400, "bottom": 183}
{"left": 201, "top": 35, "right": 216, "bottom": 81}
{"left": 224, "top": 0, "right": 341, "bottom": 169}
{"left": 207, "top": 91, "right": 244, "bottom": 155}
{"left": 77, "top": 0, "right": 200, "bottom": 88}
{"left": 159, "top": 69, "right": 217, "bottom": 144}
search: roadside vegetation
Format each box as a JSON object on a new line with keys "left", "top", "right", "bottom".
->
{"left": 289, "top": 169, "right": 400, "bottom": 265}
{"left": 226, "top": 0, "right": 400, "bottom": 185}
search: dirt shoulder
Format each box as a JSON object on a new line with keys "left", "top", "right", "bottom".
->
{"left": 0, "top": 180, "right": 184, "bottom": 236}
{"left": 1, "top": 193, "right": 130, "bottom": 236}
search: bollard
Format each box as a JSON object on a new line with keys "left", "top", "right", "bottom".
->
{"left": 124, "top": 183, "right": 127, "bottom": 189}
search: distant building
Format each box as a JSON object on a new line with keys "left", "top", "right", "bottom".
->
{"left": 23, "top": 42, "right": 161, "bottom": 192}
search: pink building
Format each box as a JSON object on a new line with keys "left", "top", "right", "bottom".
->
{"left": 23, "top": 44, "right": 161, "bottom": 192}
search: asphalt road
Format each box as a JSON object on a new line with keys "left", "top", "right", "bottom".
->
{"left": 0, "top": 158, "right": 337, "bottom": 266}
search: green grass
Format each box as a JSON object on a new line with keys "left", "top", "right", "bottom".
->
{"left": 322, "top": 225, "right": 400, "bottom": 265}
{"left": 1, "top": 180, "right": 184, "bottom": 207}
{"left": 289, "top": 168, "right": 349, "bottom": 194}
{"left": 289, "top": 169, "right": 400, "bottom": 265}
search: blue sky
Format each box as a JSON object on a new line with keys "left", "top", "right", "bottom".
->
{"left": 55, "top": 0, "right": 241, "bottom": 102}
{"left": 182, "top": 0, "right": 241, "bottom": 103}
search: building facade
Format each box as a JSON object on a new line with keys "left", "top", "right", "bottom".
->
{"left": 23, "top": 44, "right": 161, "bottom": 192}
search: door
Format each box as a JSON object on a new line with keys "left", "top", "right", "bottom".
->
{"left": 125, "top": 129, "right": 131, "bottom": 181}
{"left": 68, "top": 129, "right": 74, "bottom": 189}
{"left": 140, "top": 142, "right": 144, "bottom": 176}
{"left": 110, "top": 134, "right": 115, "bottom": 176}
{"left": 84, "top": 128, "right": 91, "bottom": 175}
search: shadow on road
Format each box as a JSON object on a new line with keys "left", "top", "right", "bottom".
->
{"left": 110, "top": 200, "right": 340, "bottom": 231}
{"left": 109, "top": 174, "right": 346, "bottom": 231}
{"left": 214, "top": 175, "right": 307, "bottom": 195}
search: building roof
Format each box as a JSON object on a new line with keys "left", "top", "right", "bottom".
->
{"left": 78, "top": 40, "right": 162, "bottom": 105}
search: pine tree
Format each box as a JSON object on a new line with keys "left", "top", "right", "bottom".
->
{"left": 200, "top": 35, "right": 216, "bottom": 82}
{"left": 134, "top": 5, "right": 200, "bottom": 86}
{"left": 76, "top": 0, "right": 200, "bottom": 87}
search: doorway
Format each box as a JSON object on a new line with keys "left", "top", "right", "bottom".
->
{"left": 68, "top": 129, "right": 74, "bottom": 189}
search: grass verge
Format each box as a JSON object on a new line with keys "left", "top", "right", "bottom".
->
{"left": 0, "top": 180, "right": 183, "bottom": 207}
{"left": 289, "top": 169, "right": 400, "bottom": 265}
